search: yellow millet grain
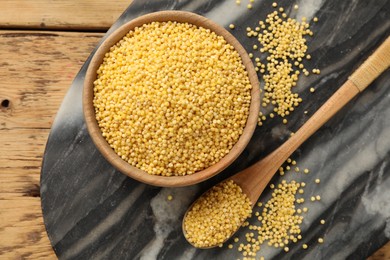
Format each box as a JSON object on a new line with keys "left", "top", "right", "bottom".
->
{"left": 250, "top": 6, "right": 313, "bottom": 125}
{"left": 237, "top": 181, "right": 304, "bottom": 258}
{"left": 183, "top": 180, "right": 252, "bottom": 248}
{"left": 93, "top": 21, "right": 252, "bottom": 176}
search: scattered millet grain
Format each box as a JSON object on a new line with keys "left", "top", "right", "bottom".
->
{"left": 310, "top": 87, "right": 315, "bottom": 93}
{"left": 318, "top": 237, "right": 324, "bottom": 243}
{"left": 184, "top": 180, "right": 252, "bottom": 248}
{"left": 237, "top": 180, "right": 304, "bottom": 258}
{"left": 228, "top": 157, "right": 324, "bottom": 257}
{"left": 247, "top": 3, "right": 253, "bottom": 9}
{"left": 256, "top": 11, "right": 312, "bottom": 120}
{"left": 315, "top": 178, "right": 320, "bottom": 184}
{"left": 320, "top": 219, "right": 325, "bottom": 224}
{"left": 167, "top": 195, "right": 173, "bottom": 201}
{"left": 242, "top": 4, "right": 315, "bottom": 125}
{"left": 291, "top": 160, "right": 297, "bottom": 166}
{"left": 229, "top": 23, "right": 235, "bottom": 29}
{"left": 312, "top": 68, "right": 321, "bottom": 74}
{"left": 94, "top": 21, "right": 252, "bottom": 176}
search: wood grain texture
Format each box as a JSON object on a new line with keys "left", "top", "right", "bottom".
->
{"left": 0, "top": 0, "right": 130, "bottom": 31}
{"left": 349, "top": 36, "right": 390, "bottom": 92}
{"left": 369, "top": 243, "right": 390, "bottom": 260}
{"left": 0, "top": 2, "right": 388, "bottom": 258}
{"left": 0, "top": 30, "right": 104, "bottom": 259}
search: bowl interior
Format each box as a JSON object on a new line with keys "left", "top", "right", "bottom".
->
{"left": 83, "top": 10, "right": 260, "bottom": 187}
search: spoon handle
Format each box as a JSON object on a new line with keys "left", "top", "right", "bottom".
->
{"left": 349, "top": 37, "right": 390, "bottom": 92}
{"left": 231, "top": 36, "right": 390, "bottom": 206}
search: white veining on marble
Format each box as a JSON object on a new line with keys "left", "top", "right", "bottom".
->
{"left": 362, "top": 162, "right": 390, "bottom": 237}
{"left": 206, "top": 0, "right": 265, "bottom": 27}
{"left": 295, "top": 0, "right": 324, "bottom": 21}
{"left": 61, "top": 185, "right": 145, "bottom": 259}
{"left": 386, "top": 219, "right": 390, "bottom": 239}
{"left": 139, "top": 186, "right": 199, "bottom": 260}
{"left": 51, "top": 83, "right": 83, "bottom": 132}
{"left": 179, "top": 247, "right": 197, "bottom": 260}
{"left": 299, "top": 89, "right": 388, "bottom": 209}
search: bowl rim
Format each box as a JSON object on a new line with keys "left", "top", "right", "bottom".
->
{"left": 83, "top": 10, "right": 260, "bottom": 187}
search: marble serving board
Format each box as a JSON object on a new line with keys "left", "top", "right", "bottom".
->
{"left": 40, "top": 0, "right": 390, "bottom": 259}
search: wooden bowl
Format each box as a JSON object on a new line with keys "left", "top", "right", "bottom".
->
{"left": 83, "top": 11, "right": 260, "bottom": 187}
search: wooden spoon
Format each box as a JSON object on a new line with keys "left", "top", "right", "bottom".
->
{"left": 183, "top": 36, "right": 390, "bottom": 248}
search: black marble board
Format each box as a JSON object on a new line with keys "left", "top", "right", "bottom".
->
{"left": 40, "top": 0, "right": 390, "bottom": 259}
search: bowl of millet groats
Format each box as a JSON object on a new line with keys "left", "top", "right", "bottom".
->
{"left": 83, "top": 10, "right": 260, "bottom": 187}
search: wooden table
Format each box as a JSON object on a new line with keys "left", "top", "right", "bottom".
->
{"left": 0, "top": 1, "right": 388, "bottom": 259}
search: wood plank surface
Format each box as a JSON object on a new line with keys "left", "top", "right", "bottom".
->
{"left": 0, "top": 1, "right": 389, "bottom": 259}
{"left": 0, "top": 0, "right": 130, "bottom": 30}
{"left": 369, "top": 244, "right": 390, "bottom": 260}
{"left": 0, "top": 30, "right": 104, "bottom": 259}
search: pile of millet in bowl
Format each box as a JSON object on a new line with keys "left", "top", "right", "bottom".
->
{"left": 93, "top": 21, "right": 253, "bottom": 176}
